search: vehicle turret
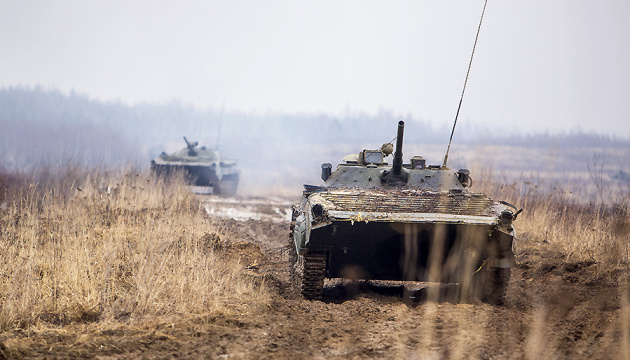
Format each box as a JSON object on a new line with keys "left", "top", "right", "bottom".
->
{"left": 321, "top": 121, "right": 471, "bottom": 192}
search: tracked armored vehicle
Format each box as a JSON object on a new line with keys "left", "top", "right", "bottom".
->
{"left": 289, "top": 121, "right": 521, "bottom": 304}
{"left": 151, "top": 137, "right": 240, "bottom": 196}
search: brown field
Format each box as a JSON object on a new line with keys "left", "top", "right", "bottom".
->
{"left": 0, "top": 165, "right": 628, "bottom": 359}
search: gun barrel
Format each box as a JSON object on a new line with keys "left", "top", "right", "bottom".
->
{"left": 392, "top": 121, "right": 405, "bottom": 175}
{"left": 183, "top": 136, "right": 198, "bottom": 156}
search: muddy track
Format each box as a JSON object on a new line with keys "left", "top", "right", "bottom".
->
{"left": 2, "top": 196, "right": 628, "bottom": 359}
{"left": 198, "top": 199, "right": 628, "bottom": 359}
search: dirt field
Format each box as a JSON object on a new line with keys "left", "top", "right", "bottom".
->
{"left": 0, "top": 195, "right": 628, "bottom": 359}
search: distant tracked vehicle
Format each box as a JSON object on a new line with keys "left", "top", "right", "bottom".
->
{"left": 289, "top": 121, "right": 521, "bottom": 304}
{"left": 151, "top": 137, "right": 239, "bottom": 196}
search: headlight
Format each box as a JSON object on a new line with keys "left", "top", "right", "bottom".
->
{"left": 499, "top": 210, "right": 514, "bottom": 230}
{"left": 311, "top": 203, "right": 324, "bottom": 219}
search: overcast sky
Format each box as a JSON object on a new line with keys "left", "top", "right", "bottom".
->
{"left": 1, "top": 1, "right": 629, "bottom": 137}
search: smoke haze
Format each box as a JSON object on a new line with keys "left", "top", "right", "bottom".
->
{"left": 2, "top": 86, "right": 629, "bottom": 198}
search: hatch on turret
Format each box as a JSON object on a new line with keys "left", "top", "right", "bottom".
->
{"left": 342, "top": 150, "right": 388, "bottom": 165}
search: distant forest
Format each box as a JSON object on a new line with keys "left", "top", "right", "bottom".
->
{"left": 1, "top": 86, "right": 628, "bottom": 174}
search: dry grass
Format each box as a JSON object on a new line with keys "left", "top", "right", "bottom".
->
{"left": 474, "top": 168, "right": 630, "bottom": 278}
{"left": 1, "top": 164, "right": 629, "bottom": 358}
{"left": 0, "top": 166, "right": 270, "bottom": 331}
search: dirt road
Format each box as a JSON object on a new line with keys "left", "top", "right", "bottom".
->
{"left": 1, "top": 196, "right": 627, "bottom": 359}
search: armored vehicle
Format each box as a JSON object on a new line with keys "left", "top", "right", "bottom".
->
{"left": 289, "top": 121, "right": 521, "bottom": 304}
{"left": 151, "top": 137, "right": 240, "bottom": 196}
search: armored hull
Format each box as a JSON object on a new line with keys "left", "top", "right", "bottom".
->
{"left": 151, "top": 137, "right": 240, "bottom": 196}
{"left": 289, "top": 121, "right": 520, "bottom": 304}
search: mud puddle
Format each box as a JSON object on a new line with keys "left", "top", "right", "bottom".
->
{"left": 203, "top": 196, "right": 294, "bottom": 223}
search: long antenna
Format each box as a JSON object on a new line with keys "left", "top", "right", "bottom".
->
{"left": 215, "top": 103, "right": 225, "bottom": 150}
{"left": 442, "top": 0, "right": 488, "bottom": 168}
